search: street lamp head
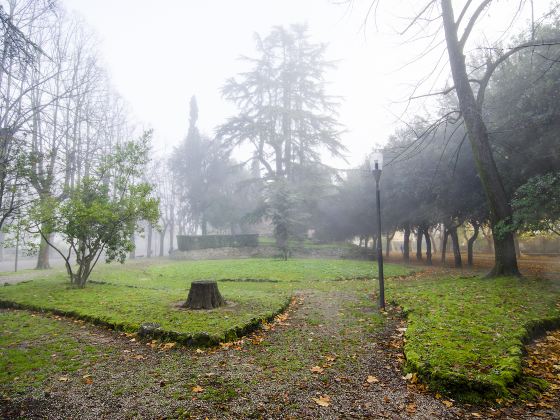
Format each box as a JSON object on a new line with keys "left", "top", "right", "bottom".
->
{"left": 369, "top": 150, "right": 383, "bottom": 171}
{"left": 369, "top": 150, "right": 383, "bottom": 182}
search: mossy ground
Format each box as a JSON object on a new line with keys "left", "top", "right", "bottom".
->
{"left": 391, "top": 274, "right": 560, "bottom": 402}
{"left": 0, "top": 258, "right": 407, "bottom": 346}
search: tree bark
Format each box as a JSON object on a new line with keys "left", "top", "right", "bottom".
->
{"left": 448, "top": 225, "right": 462, "bottom": 268}
{"left": 416, "top": 227, "right": 423, "bottom": 261}
{"left": 467, "top": 221, "right": 480, "bottom": 267}
{"left": 146, "top": 223, "right": 153, "bottom": 258}
{"left": 441, "top": 0, "right": 519, "bottom": 276}
{"left": 403, "top": 224, "right": 410, "bottom": 262}
{"left": 385, "top": 231, "right": 395, "bottom": 258}
{"left": 184, "top": 280, "right": 225, "bottom": 309}
{"left": 424, "top": 229, "right": 432, "bottom": 265}
{"left": 36, "top": 232, "right": 51, "bottom": 269}
{"left": 441, "top": 226, "right": 449, "bottom": 265}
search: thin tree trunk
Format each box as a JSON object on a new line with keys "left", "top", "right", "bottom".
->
{"left": 36, "top": 231, "right": 51, "bottom": 269}
{"left": 424, "top": 229, "right": 432, "bottom": 265}
{"left": 129, "top": 234, "right": 136, "bottom": 259}
{"left": 146, "top": 223, "right": 153, "bottom": 258}
{"left": 514, "top": 234, "right": 521, "bottom": 258}
{"left": 416, "top": 227, "right": 423, "bottom": 261}
{"left": 168, "top": 223, "right": 174, "bottom": 255}
{"left": 441, "top": 0, "right": 518, "bottom": 276}
{"left": 441, "top": 225, "right": 449, "bottom": 265}
{"left": 403, "top": 224, "right": 410, "bottom": 262}
{"left": 449, "top": 225, "right": 462, "bottom": 268}
{"left": 385, "top": 231, "right": 395, "bottom": 258}
{"left": 430, "top": 231, "right": 437, "bottom": 254}
{"left": 467, "top": 222, "right": 480, "bottom": 267}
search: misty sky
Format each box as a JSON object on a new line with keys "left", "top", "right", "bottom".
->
{"left": 61, "top": 0, "right": 552, "bottom": 168}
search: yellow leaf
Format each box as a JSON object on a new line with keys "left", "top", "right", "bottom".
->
{"left": 442, "top": 400, "right": 453, "bottom": 408}
{"left": 310, "top": 366, "right": 324, "bottom": 374}
{"left": 366, "top": 375, "right": 379, "bottom": 383}
{"left": 312, "top": 395, "right": 330, "bottom": 407}
{"left": 58, "top": 376, "right": 69, "bottom": 382}
{"left": 162, "top": 342, "right": 176, "bottom": 350}
{"left": 195, "top": 348, "right": 204, "bottom": 354}
{"left": 192, "top": 385, "right": 204, "bottom": 393}
{"left": 324, "top": 355, "right": 336, "bottom": 362}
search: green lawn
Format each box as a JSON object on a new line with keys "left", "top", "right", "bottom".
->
{"left": 2, "top": 258, "right": 560, "bottom": 402}
{"left": 0, "top": 310, "right": 107, "bottom": 392}
{"left": 391, "top": 275, "right": 560, "bottom": 401}
{"left": 0, "top": 259, "right": 407, "bottom": 346}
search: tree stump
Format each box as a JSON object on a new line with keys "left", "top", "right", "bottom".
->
{"left": 184, "top": 280, "right": 225, "bottom": 309}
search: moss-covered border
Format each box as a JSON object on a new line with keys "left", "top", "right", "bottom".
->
{"left": 401, "top": 309, "right": 560, "bottom": 402}
{"left": 0, "top": 295, "right": 292, "bottom": 348}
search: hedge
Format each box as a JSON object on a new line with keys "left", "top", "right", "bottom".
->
{"left": 176, "top": 234, "right": 259, "bottom": 251}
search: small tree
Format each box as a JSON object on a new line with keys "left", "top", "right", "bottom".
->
{"left": 31, "top": 132, "right": 159, "bottom": 287}
{"left": 512, "top": 172, "right": 560, "bottom": 236}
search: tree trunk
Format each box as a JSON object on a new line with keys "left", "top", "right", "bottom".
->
{"left": 467, "top": 222, "right": 480, "bottom": 267}
{"left": 184, "top": 280, "right": 225, "bottom": 309}
{"left": 168, "top": 215, "right": 175, "bottom": 255}
{"left": 146, "top": 223, "right": 153, "bottom": 258}
{"left": 416, "top": 227, "right": 423, "bottom": 261}
{"left": 0, "top": 231, "right": 4, "bottom": 262}
{"left": 441, "top": 226, "right": 449, "bottom": 265}
{"left": 448, "top": 225, "right": 462, "bottom": 268}
{"left": 160, "top": 225, "right": 168, "bottom": 257}
{"left": 129, "top": 233, "right": 136, "bottom": 259}
{"left": 424, "top": 229, "right": 432, "bottom": 265}
{"left": 36, "top": 232, "right": 51, "bottom": 269}
{"left": 429, "top": 231, "right": 437, "bottom": 254}
{"left": 441, "top": 0, "right": 519, "bottom": 276}
{"left": 385, "top": 231, "right": 395, "bottom": 258}
{"left": 403, "top": 224, "right": 410, "bottom": 262}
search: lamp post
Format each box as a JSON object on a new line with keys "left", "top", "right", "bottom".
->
{"left": 370, "top": 151, "right": 385, "bottom": 311}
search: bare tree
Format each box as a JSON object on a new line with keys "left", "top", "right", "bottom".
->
{"left": 365, "top": 0, "right": 560, "bottom": 276}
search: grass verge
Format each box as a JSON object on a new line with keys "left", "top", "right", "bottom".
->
{"left": 391, "top": 275, "right": 560, "bottom": 402}
{"left": 0, "top": 259, "right": 408, "bottom": 347}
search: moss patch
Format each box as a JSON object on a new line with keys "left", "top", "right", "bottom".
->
{"left": 391, "top": 275, "right": 560, "bottom": 402}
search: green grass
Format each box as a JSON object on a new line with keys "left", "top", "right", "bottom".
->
{"left": 391, "top": 275, "right": 560, "bottom": 402}
{"left": 0, "top": 310, "right": 106, "bottom": 393}
{"left": 0, "top": 259, "right": 407, "bottom": 346}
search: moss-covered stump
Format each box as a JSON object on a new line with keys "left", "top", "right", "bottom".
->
{"left": 184, "top": 280, "right": 225, "bottom": 310}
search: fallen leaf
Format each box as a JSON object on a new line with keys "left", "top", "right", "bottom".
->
{"left": 58, "top": 376, "right": 69, "bottom": 382}
{"left": 195, "top": 348, "right": 205, "bottom": 354}
{"left": 133, "top": 355, "right": 145, "bottom": 360}
{"left": 366, "top": 375, "right": 379, "bottom": 383}
{"left": 406, "top": 403, "right": 416, "bottom": 413}
{"left": 324, "top": 355, "right": 336, "bottom": 362}
{"left": 82, "top": 374, "right": 93, "bottom": 385}
{"left": 310, "top": 366, "right": 324, "bottom": 374}
{"left": 442, "top": 400, "right": 453, "bottom": 408}
{"left": 312, "top": 395, "right": 330, "bottom": 407}
{"left": 192, "top": 385, "right": 204, "bottom": 393}
{"left": 161, "top": 342, "right": 176, "bottom": 351}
